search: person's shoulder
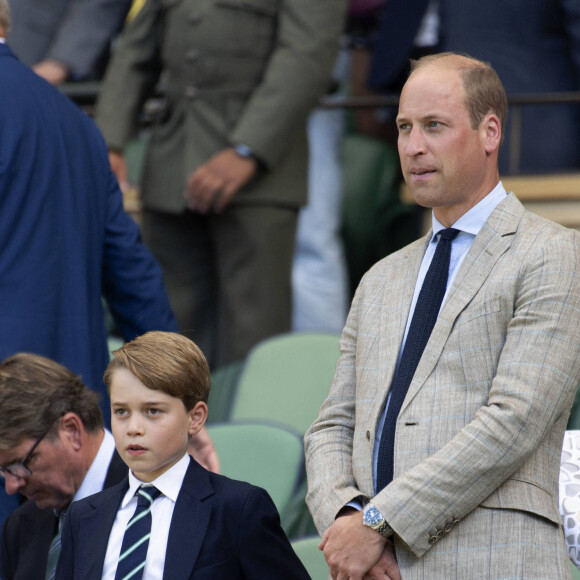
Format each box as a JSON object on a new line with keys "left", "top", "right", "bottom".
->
{"left": 198, "top": 470, "right": 275, "bottom": 515}
{"left": 359, "top": 234, "right": 430, "bottom": 283}
{"left": 3, "top": 498, "right": 53, "bottom": 529}
{"left": 510, "top": 204, "right": 580, "bottom": 262}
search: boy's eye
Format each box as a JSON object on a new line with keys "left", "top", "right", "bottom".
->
{"left": 114, "top": 408, "right": 128, "bottom": 417}
{"left": 147, "top": 408, "right": 162, "bottom": 416}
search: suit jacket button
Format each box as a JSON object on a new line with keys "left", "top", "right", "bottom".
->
{"left": 444, "top": 522, "right": 453, "bottom": 533}
{"left": 185, "top": 86, "right": 199, "bottom": 99}
{"left": 186, "top": 49, "right": 201, "bottom": 63}
{"left": 436, "top": 529, "right": 444, "bottom": 539}
{"left": 188, "top": 11, "right": 203, "bottom": 24}
{"left": 428, "top": 535, "right": 438, "bottom": 544}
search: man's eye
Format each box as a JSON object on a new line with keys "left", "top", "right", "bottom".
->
{"left": 426, "top": 121, "right": 441, "bottom": 128}
{"left": 398, "top": 123, "right": 410, "bottom": 132}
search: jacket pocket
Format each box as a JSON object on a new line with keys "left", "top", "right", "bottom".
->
{"left": 480, "top": 477, "right": 561, "bottom": 525}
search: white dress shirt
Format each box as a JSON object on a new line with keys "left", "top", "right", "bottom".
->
{"left": 102, "top": 453, "right": 190, "bottom": 580}
{"left": 74, "top": 429, "right": 116, "bottom": 503}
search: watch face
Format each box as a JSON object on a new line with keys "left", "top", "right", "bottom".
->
{"left": 365, "top": 506, "right": 383, "bottom": 526}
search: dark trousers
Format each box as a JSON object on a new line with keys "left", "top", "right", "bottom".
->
{"left": 142, "top": 204, "right": 298, "bottom": 368}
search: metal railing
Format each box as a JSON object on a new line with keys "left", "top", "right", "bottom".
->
{"left": 61, "top": 82, "right": 580, "bottom": 176}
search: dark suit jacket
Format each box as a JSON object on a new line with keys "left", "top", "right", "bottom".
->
{"left": 56, "top": 458, "right": 310, "bottom": 580}
{"left": 0, "top": 43, "right": 177, "bottom": 400}
{"left": 7, "top": 0, "right": 132, "bottom": 79}
{"left": 1, "top": 452, "right": 126, "bottom": 580}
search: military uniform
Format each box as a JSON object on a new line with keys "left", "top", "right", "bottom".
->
{"left": 96, "top": 0, "right": 346, "bottom": 365}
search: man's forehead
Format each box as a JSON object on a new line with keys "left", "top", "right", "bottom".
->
{"left": 399, "top": 68, "right": 465, "bottom": 116}
{"left": 0, "top": 438, "right": 36, "bottom": 463}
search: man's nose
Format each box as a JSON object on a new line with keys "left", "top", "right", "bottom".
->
{"left": 3, "top": 473, "right": 27, "bottom": 494}
{"left": 402, "top": 127, "right": 427, "bottom": 156}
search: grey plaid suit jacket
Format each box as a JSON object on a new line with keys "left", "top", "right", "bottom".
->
{"left": 305, "top": 193, "right": 580, "bottom": 579}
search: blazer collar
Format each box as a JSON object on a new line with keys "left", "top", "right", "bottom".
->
{"left": 397, "top": 193, "right": 523, "bottom": 414}
{"left": 74, "top": 457, "right": 214, "bottom": 580}
{"left": 163, "top": 458, "right": 214, "bottom": 580}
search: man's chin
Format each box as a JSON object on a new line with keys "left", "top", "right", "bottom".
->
{"left": 29, "top": 493, "right": 66, "bottom": 511}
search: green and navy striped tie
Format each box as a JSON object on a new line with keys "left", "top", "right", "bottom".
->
{"left": 115, "top": 485, "right": 162, "bottom": 580}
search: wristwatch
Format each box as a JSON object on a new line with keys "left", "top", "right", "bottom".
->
{"left": 233, "top": 143, "right": 258, "bottom": 160}
{"left": 362, "top": 503, "right": 394, "bottom": 538}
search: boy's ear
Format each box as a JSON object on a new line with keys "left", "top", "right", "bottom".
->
{"left": 188, "top": 401, "right": 208, "bottom": 436}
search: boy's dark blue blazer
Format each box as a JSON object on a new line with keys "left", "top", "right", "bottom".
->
{"left": 55, "top": 457, "right": 310, "bottom": 579}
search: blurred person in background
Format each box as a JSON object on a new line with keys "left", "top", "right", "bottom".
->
{"left": 96, "top": 0, "right": 347, "bottom": 368}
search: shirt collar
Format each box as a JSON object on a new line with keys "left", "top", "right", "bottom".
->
{"left": 73, "top": 429, "right": 116, "bottom": 503}
{"left": 431, "top": 181, "right": 507, "bottom": 240}
{"left": 123, "top": 453, "right": 190, "bottom": 507}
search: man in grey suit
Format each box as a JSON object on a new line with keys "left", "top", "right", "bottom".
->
{"left": 305, "top": 52, "right": 580, "bottom": 579}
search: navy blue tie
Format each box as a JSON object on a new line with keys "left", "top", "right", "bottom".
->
{"left": 376, "top": 228, "right": 459, "bottom": 491}
{"left": 115, "top": 485, "right": 162, "bottom": 580}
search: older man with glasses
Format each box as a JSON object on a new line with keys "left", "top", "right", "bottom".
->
{"left": 0, "top": 354, "right": 126, "bottom": 580}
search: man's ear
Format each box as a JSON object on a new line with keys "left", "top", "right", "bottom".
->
{"left": 483, "top": 113, "right": 501, "bottom": 154}
{"left": 59, "top": 412, "right": 84, "bottom": 451}
{"left": 188, "top": 402, "right": 208, "bottom": 436}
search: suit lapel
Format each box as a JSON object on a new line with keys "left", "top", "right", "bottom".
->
{"left": 376, "top": 234, "right": 431, "bottom": 412}
{"left": 163, "top": 458, "right": 214, "bottom": 580}
{"left": 399, "top": 193, "right": 523, "bottom": 413}
{"left": 104, "top": 450, "right": 129, "bottom": 488}
{"left": 76, "top": 482, "right": 127, "bottom": 579}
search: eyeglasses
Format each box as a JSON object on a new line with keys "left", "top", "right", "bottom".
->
{"left": 0, "top": 428, "right": 51, "bottom": 480}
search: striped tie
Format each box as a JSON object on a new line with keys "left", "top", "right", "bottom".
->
{"left": 115, "top": 486, "right": 162, "bottom": 580}
{"left": 45, "top": 511, "right": 66, "bottom": 580}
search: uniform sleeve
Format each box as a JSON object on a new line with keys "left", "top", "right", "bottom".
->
{"left": 230, "top": 0, "right": 347, "bottom": 168}
{"left": 95, "top": 0, "right": 164, "bottom": 150}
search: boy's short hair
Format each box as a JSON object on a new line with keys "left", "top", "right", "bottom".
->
{"left": 104, "top": 331, "right": 211, "bottom": 410}
{"left": 0, "top": 353, "right": 103, "bottom": 450}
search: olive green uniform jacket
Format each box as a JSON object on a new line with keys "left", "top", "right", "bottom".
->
{"left": 95, "top": 0, "right": 347, "bottom": 213}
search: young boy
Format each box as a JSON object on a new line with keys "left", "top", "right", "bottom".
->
{"left": 55, "top": 331, "right": 310, "bottom": 579}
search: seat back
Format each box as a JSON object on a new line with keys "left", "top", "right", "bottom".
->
{"left": 206, "top": 421, "right": 304, "bottom": 515}
{"left": 291, "top": 536, "right": 329, "bottom": 580}
{"left": 230, "top": 332, "right": 339, "bottom": 434}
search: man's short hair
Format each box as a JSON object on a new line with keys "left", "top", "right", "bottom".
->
{"left": 0, "top": 353, "right": 103, "bottom": 450}
{"left": 0, "top": 0, "right": 10, "bottom": 36}
{"left": 104, "top": 331, "right": 211, "bottom": 410}
{"left": 410, "top": 52, "right": 508, "bottom": 147}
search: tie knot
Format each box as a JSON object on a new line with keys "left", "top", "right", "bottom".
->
{"left": 438, "top": 228, "right": 460, "bottom": 242}
{"left": 136, "top": 485, "right": 162, "bottom": 507}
